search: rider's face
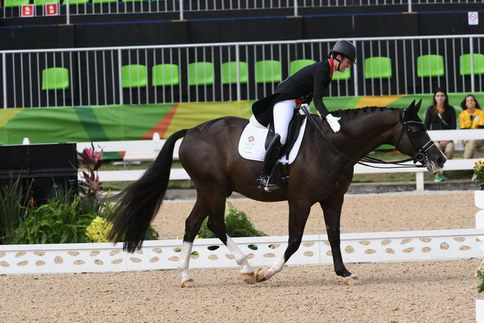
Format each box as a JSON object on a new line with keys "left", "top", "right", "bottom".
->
{"left": 337, "top": 57, "right": 353, "bottom": 72}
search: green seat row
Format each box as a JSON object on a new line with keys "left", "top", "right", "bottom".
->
{"left": 123, "top": 60, "right": 289, "bottom": 88}
{"left": 40, "top": 54, "right": 484, "bottom": 90}
{"left": 417, "top": 54, "right": 484, "bottom": 77}
{"left": 114, "top": 54, "right": 484, "bottom": 89}
{"left": 362, "top": 53, "right": 484, "bottom": 79}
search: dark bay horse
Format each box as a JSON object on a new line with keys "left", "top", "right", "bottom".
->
{"left": 108, "top": 100, "right": 446, "bottom": 287}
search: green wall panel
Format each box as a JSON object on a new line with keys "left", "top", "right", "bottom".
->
{"left": 1, "top": 94, "right": 482, "bottom": 145}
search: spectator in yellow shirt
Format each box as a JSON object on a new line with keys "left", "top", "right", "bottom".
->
{"left": 459, "top": 94, "right": 484, "bottom": 159}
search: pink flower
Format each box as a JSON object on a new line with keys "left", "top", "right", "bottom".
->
{"left": 82, "top": 148, "right": 101, "bottom": 164}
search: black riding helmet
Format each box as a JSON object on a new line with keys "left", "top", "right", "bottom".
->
{"left": 330, "top": 40, "right": 357, "bottom": 64}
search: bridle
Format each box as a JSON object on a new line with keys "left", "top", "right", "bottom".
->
{"left": 300, "top": 104, "right": 434, "bottom": 169}
{"left": 395, "top": 108, "right": 437, "bottom": 166}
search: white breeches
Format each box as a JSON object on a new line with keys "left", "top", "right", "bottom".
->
{"left": 273, "top": 99, "right": 296, "bottom": 145}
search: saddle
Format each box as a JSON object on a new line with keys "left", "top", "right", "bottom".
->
{"left": 238, "top": 108, "right": 308, "bottom": 165}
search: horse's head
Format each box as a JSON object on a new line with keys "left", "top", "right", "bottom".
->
{"left": 396, "top": 100, "right": 446, "bottom": 172}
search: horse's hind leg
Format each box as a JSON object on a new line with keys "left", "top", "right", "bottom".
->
{"left": 320, "top": 196, "right": 359, "bottom": 286}
{"left": 178, "top": 196, "right": 209, "bottom": 288}
{"left": 256, "top": 200, "right": 311, "bottom": 282}
{"left": 205, "top": 194, "right": 256, "bottom": 284}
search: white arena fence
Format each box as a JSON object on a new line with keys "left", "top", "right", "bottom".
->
{"left": 0, "top": 229, "right": 482, "bottom": 275}
{"left": 1, "top": 133, "right": 483, "bottom": 275}
{"left": 1, "top": 34, "right": 484, "bottom": 108}
{"left": 74, "top": 129, "right": 484, "bottom": 191}
{"left": 2, "top": 0, "right": 480, "bottom": 21}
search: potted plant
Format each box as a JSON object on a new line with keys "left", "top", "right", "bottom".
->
{"left": 473, "top": 160, "right": 484, "bottom": 209}
{"left": 477, "top": 261, "right": 484, "bottom": 322}
{"left": 473, "top": 160, "right": 484, "bottom": 190}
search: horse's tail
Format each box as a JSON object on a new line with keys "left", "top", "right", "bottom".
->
{"left": 107, "top": 129, "right": 188, "bottom": 253}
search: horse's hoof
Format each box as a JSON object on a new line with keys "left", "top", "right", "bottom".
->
{"left": 256, "top": 267, "right": 268, "bottom": 283}
{"left": 343, "top": 274, "right": 359, "bottom": 286}
{"left": 240, "top": 272, "right": 256, "bottom": 284}
{"left": 181, "top": 279, "right": 195, "bottom": 288}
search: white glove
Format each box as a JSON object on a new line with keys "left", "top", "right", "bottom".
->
{"left": 326, "top": 114, "right": 341, "bottom": 133}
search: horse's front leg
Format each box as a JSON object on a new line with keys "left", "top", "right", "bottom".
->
{"left": 320, "top": 196, "right": 359, "bottom": 286}
{"left": 256, "top": 200, "right": 311, "bottom": 282}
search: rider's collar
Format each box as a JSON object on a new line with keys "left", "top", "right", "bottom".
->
{"left": 328, "top": 58, "right": 336, "bottom": 78}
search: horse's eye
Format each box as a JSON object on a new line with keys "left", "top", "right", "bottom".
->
{"left": 408, "top": 124, "right": 425, "bottom": 133}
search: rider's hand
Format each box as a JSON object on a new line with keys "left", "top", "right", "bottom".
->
{"left": 326, "top": 114, "right": 341, "bottom": 133}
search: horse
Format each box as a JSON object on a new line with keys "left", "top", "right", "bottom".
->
{"left": 107, "top": 100, "right": 446, "bottom": 287}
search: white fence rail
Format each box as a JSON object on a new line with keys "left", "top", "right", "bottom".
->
{"left": 0, "top": 229, "right": 482, "bottom": 274}
{"left": 2, "top": 34, "right": 484, "bottom": 108}
{"left": 77, "top": 129, "right": 484, "bottom": 190}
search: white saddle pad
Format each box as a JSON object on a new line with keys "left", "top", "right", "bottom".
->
{"left": 238, "top": 117, "right": 307, "bottom": 164}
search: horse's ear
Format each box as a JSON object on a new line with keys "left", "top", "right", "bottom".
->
{"left": 407, "top": 100, "right": 416, "bottom": 111}
{"left": 415, "top": 99, "right": 423, "bottom": 113}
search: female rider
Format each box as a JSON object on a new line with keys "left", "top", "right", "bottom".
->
{"left": 252, "top": 40, "right": 356, "bottom": 191}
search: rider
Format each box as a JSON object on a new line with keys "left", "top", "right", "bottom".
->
{"left": 252, "top": 40, "right": 356, "bottom": 191}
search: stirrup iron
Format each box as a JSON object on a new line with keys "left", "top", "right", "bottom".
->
{"left": 257, "top": 134, "right": 282, "bottom": 192}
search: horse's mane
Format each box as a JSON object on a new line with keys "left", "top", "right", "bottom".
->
{"left": 331, "top": 106, "right": 400, "bottom": 117}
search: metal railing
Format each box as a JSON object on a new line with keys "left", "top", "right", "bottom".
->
{"left": 1, "top": 34, "right": 483, "bottom": 108}
{"left": 2, "top": 0, "right": 483, "bottom": 21}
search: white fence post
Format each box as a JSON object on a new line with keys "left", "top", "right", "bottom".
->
{"left": 415, "top": 172, "right": 424, "bottom": 191}
{"left": 407, "top": 0, "right": 413, "bottom": 13}
{"left": 117, "top": 49, "right": 123, "bottom": 105}
{"left": 2, "top": 53, "right": 7, "bottom": 109}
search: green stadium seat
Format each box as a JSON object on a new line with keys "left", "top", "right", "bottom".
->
{"left": 459, "top": 53, "right": 484, "bottom": 75}
{"left": 364, "top": 56, "right": 392, "bottom": 79}
{"left": 255, "top": 60, "right": 281, "bottom": 83}
{"left": 42, "top": 67, "right": 69, "bottom": 90}
{"left": 4, "top": 0, "right": 30, "bottom": 7}
{"left": 121, "top": 64, "right": 147, "bottom": 88}
{"left": 331, "top": 69, "right": 351, "bottom": 81}
{"left": 152, "top": 64, "right": 179, "bottom": 86}
{"left": 188, "top": 62, "right": 214, "bottom": 86}
{"left": 221, "top": 61, "right": 248, "bottom": 85}
{"left": 34, "top": 0, "right": 58, "bottom": 4}
{"left": 289, "top": 59, "right": 316, "bottom": 75}
{"left": 417, "top": 54, "right": 445, "bottom": 77}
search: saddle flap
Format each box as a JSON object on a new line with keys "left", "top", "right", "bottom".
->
{"left": 238, "top": 116, "right": 307, "bottom": 165}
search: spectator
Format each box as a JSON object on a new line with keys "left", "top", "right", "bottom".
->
{"left": 459, "top": 94, "right": 484, "bottom": 159}
{"left": 424, "top": 88, "right": 456, "bottom": 182}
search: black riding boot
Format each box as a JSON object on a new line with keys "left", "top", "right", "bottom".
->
{"left": 257, "top": 134, "right": 282, "bottom": 192}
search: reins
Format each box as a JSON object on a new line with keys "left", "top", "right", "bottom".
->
{"left": 300, "top": 105, "right": 428, "bottom": 169}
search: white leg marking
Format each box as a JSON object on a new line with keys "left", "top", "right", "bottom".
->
{"left": 177, "top": 241, "right": 193, "bottom": 282}
{"left": 226, "top": 235, "right": 254, "bottom": 274}
{"left": 265, "top": 257, "right": 286, "bottom": 280}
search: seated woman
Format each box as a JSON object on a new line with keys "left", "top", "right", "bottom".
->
{"left": 459, "top": 94, "right": 484, "bottom": 158}
{"left": 424, "top": 88, "right": 456, "bottom": 182}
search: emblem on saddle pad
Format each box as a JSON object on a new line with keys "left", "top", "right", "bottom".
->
{"left": 238, "top": 118, "right": 307, "bottom": 164}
